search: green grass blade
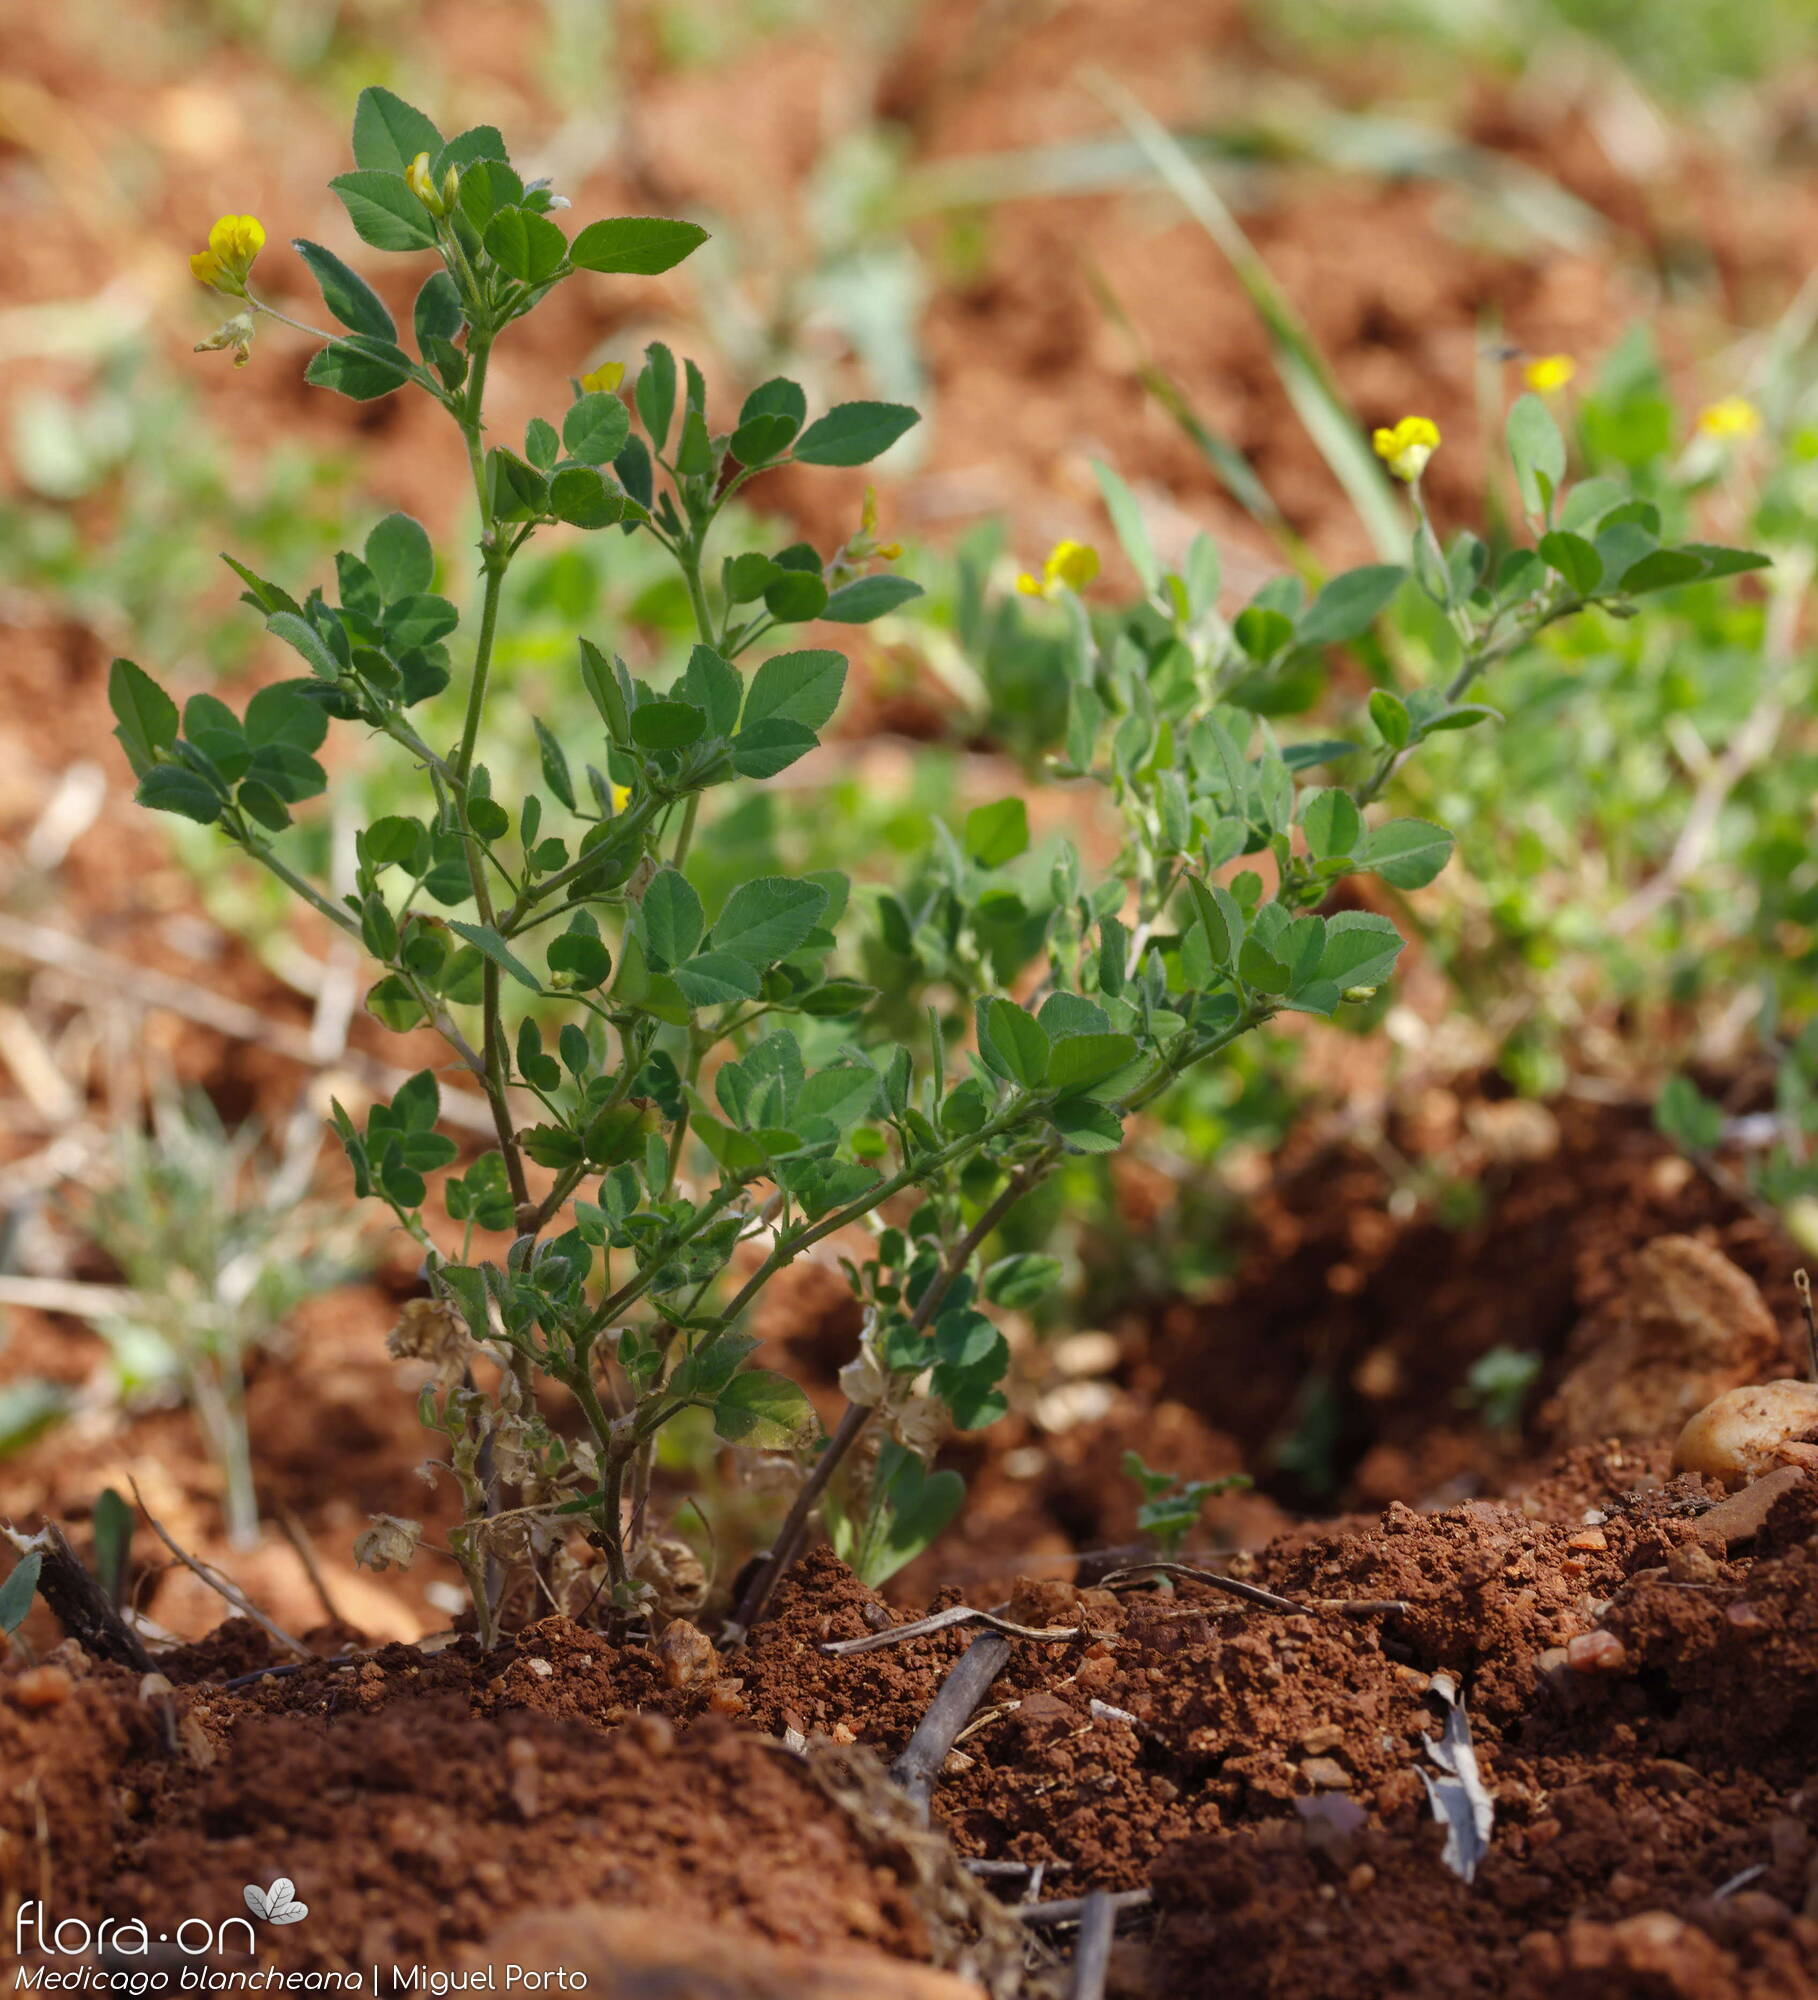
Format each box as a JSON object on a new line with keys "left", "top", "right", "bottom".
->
{"left": 1096, "top": 75, "right": 1408, "bottom": 562}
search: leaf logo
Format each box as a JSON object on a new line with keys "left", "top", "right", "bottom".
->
{"left": 243, "top": 1878, "right": 309, "bottom": 1925}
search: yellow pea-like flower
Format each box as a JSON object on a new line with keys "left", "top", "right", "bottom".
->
{"left": 190, "top": 214, "right": 266, "bottom": 296}
{"left": 611, "top": 782, "right": 632, "bottom": 814}
{"left": 1045, "top": 539, "right": 1099, "bottom": 592}
{"left": 580, "top": 362, "right": 625, "bottom": 395}
{"left": 1524, "top": 354, "right": 1576, "bottom": 394}
{"left": 405, "top": 151, "right": 447, "bottom": 216}
{"left": 1019, "top": 538, "right": 1101, "bottom": 598}
{"left": 1697, "top": 396, "right": 1760, "bottom": 440}
{"left": 1371, "top": 415, "right": 1440, "bottom": 483}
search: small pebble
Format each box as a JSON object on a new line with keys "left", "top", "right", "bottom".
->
{"left": 11, "top": 1666, "right": 73, "bottom": 1711}
{"left": 1300, "top": 1756, "right": 1352, "bottom": 1790}
{"left": 526, "top": 1657, "right": 554, "bottom": 1679}
{"left": 1566, "top": 1631, "right": 1629, "bottom": 1673}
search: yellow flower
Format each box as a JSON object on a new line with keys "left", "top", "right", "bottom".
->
{"left": 611, "top": 782, "right": 632, "bottom": 814}
{"left": 579, "top": 362, "right": 625, "bottom": 395}
{"left": 1371, "top": 415, "right": 1440, "bottom": 484}
{"left": 1697, "top": 396, "right": 1760, "bottom": 440}
{"left": 190, "top": 214, "right": 266, "bottom": 296}
{"left": 405, "top": 151, "right": 447, "bottom": 216}
{"left": 1524, "top": 354, "right": 1576, "bottom": 394}
{"left": 1017, "top": 538, "right": 1100, "bottom": 598}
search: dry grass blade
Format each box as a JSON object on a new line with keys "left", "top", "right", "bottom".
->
{"left": 1099, "top": 1560, "right": 1312, "bottom": 1615}
{"left": 820, "top": 1602, "right": 1088, "bottom": 1656}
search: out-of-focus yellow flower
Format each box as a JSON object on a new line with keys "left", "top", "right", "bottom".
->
{"left": 1524, "top": 354, "right": 1576, "bottom": 394}
{"left": 579, "top": 361, "right": 625, "bottom": 395}
{"left": 1017, "top": 538, "right": 1100, "bottom": 598}
{"left": 611, "top": 782, "right": 632, "bottom": 814}
{"left": 190, "top": 214, "right": 265, "bottom": 296}
{"left": 405, "top": 151, "right": 449, "bottom": 216}
{"left": 1697, "top": 396, "right": 1760, "bottom": 440}
{"left": 1371, "top": 416, "right": 1440, "bottom": 483}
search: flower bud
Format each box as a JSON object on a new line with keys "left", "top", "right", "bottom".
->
{"left": 406, "top": 151, "right": 447, "bottom": 216}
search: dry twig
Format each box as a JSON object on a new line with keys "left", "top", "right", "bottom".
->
{"left": 128, "top": 1480, "right": 314, "bottom": 1660}
{"left": 890, "top": 1632, "right": 1013, "bottom": 1816}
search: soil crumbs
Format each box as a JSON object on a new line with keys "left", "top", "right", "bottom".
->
{"left": 7, "top": 1461, "right": 1818, "bottom": 1996}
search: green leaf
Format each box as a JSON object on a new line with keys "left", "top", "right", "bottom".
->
{"left": 730, "top": 413, "right": 798, "bottom": 465}
{"left": 1319, "top": 911, "right": 1403, "bottom": 992}
{"left": 0, "top": 1550, "right": 42, "bottom": 1636}
{"left": 678, "top": 644, "right": 742, "bottom": 736}
{"left": 642, "top": 867, "right": 705, "bottom": 967}
{"left": 1508, "top": 392, "right": 1567, "bottom": 517}
{"left": 712, "top": 877, "right": 829, "bottom": 965}
{"left": 1301, "top": 789, "right": 1361, "bottom": 862}
{"left": 1185, "top": 875, "right": 1242, "bottom": 970}
{"left": 794, "top": 1064, "right": 879, "bottom": 1130}
{"left": 1093, "top": 460, "right": 1159, "bottom": 592}
{"left": 547, "top": 925, "right": 612, "bottom": 990}
{"left": 330, "top": 170, "right": 440, "bottom": 252}
{"left": 635, "top": 343, "right": 676, "bottom": 450}
{"left": 1297, "top": 565, "right": 1405, "bottom": 648}
{"left": 1656, "top": 1074, "right": 1724, "bottom": 1152}
{"left": 351, "top": 86, "right": 443, "bottom": 176}
{"left": 435, "top": 125, "right": 509, "bottom": 177}
{"left": 822, "top": 575, "right": 922, "bottom": 623}
{"left": 1537, "top": 529, "right": 1602, "bottom": 595}
{"left": 244, "top": 685, "right": 327, "bottom": 753}
{"left": 446, "top": 920, "right": 541, "bottom": 992}
{"left": 731, "top": 719, "right": 817, "bottom": 779}
{"left": 548, "top": 466, "right": 624, "bottom": 529}
{"left": 1368, "top": 688, "right": 1410, "bottom": 750}
{"left": 629, "top": 699, "right": 705, "bottom": 749}
{"left": 365, "top": 513, "right": 434, "bottom": 599}
{"left": 965, "top": 798, "right": 1029, "bottom": 869}
{"left": 743, "top": 649, "right": 846, "bottom": 732}
{"left": 109, "top": 658, "right": 178, "bottom": 771}
{"left": 530, "top": 717, "right": 575, "bottom": 810}
{"left": 293, "top": 238, "right": 396, "bottom": 340}
{"left": 1359, "top": 818, "right": 1453, "bottom": 890}
{"left": 1678, "top": 543, "right": 1772, "bottom": 581}
{"left": 794, "top": 402, "right": 919, "bottom": 467}
{"left": 739, "top": 376, "right": 806, "bottom": 432}
{"left": 484, "top": 206, "right": 568, "bottom": 285}
{"left": 1237, "top": 938, "right": 1291, "bottom": 994}
{"left": 137, "top": 767, "right": 221, "bottom": 823}
{"left": 569, "top": 216, "right": 709, "bottom": 275}
{"left": 563, "top": 391, "right": 632, "bottom": 465}
{"left": 306, "top": 339, "right": 414, "bottom": 400}
{"left": 673, "top": 952, "right": 762, "bottom": 1006}
{"left": 713, "top": 1370, "right": 819, "bottom": 1449}
{"left": 982, "top": 1254, "right": 1064, "bottom": 1310}
{"left": 487, "top": 448, "right": 548, "bottom": 521}
{"left": 1620, "top": 548, "right": 1708, "bottom": 595}
{"left": 977, "top": 997, "right": 1049, "bottom": 1088}
{"left": 1050, "top": 1098, "right": 1123, "bottom": 1153}
{"left": 1047, "top": 1032, "right": 1139, "bottom": 1097}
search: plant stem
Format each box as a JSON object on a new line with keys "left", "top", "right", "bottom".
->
{"left": 725, "top": 1152, "right": 1053, "bottom": 1640}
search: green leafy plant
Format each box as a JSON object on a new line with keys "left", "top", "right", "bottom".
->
{"left": 1658, "top": 1019, "right": 1818, "bottom": 1252}
{"left": 115, "top": 90, "right": 1765, "bottom": 1645}
{"left": 71, "top": 1090, "right": 363, "bottom": 1548}
{"left": 1462, "top": 1346, "right": 1544, "bottom": 1435}
{"left": 1122, "top": 1450, "right": 1249, "bottom": 1558}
